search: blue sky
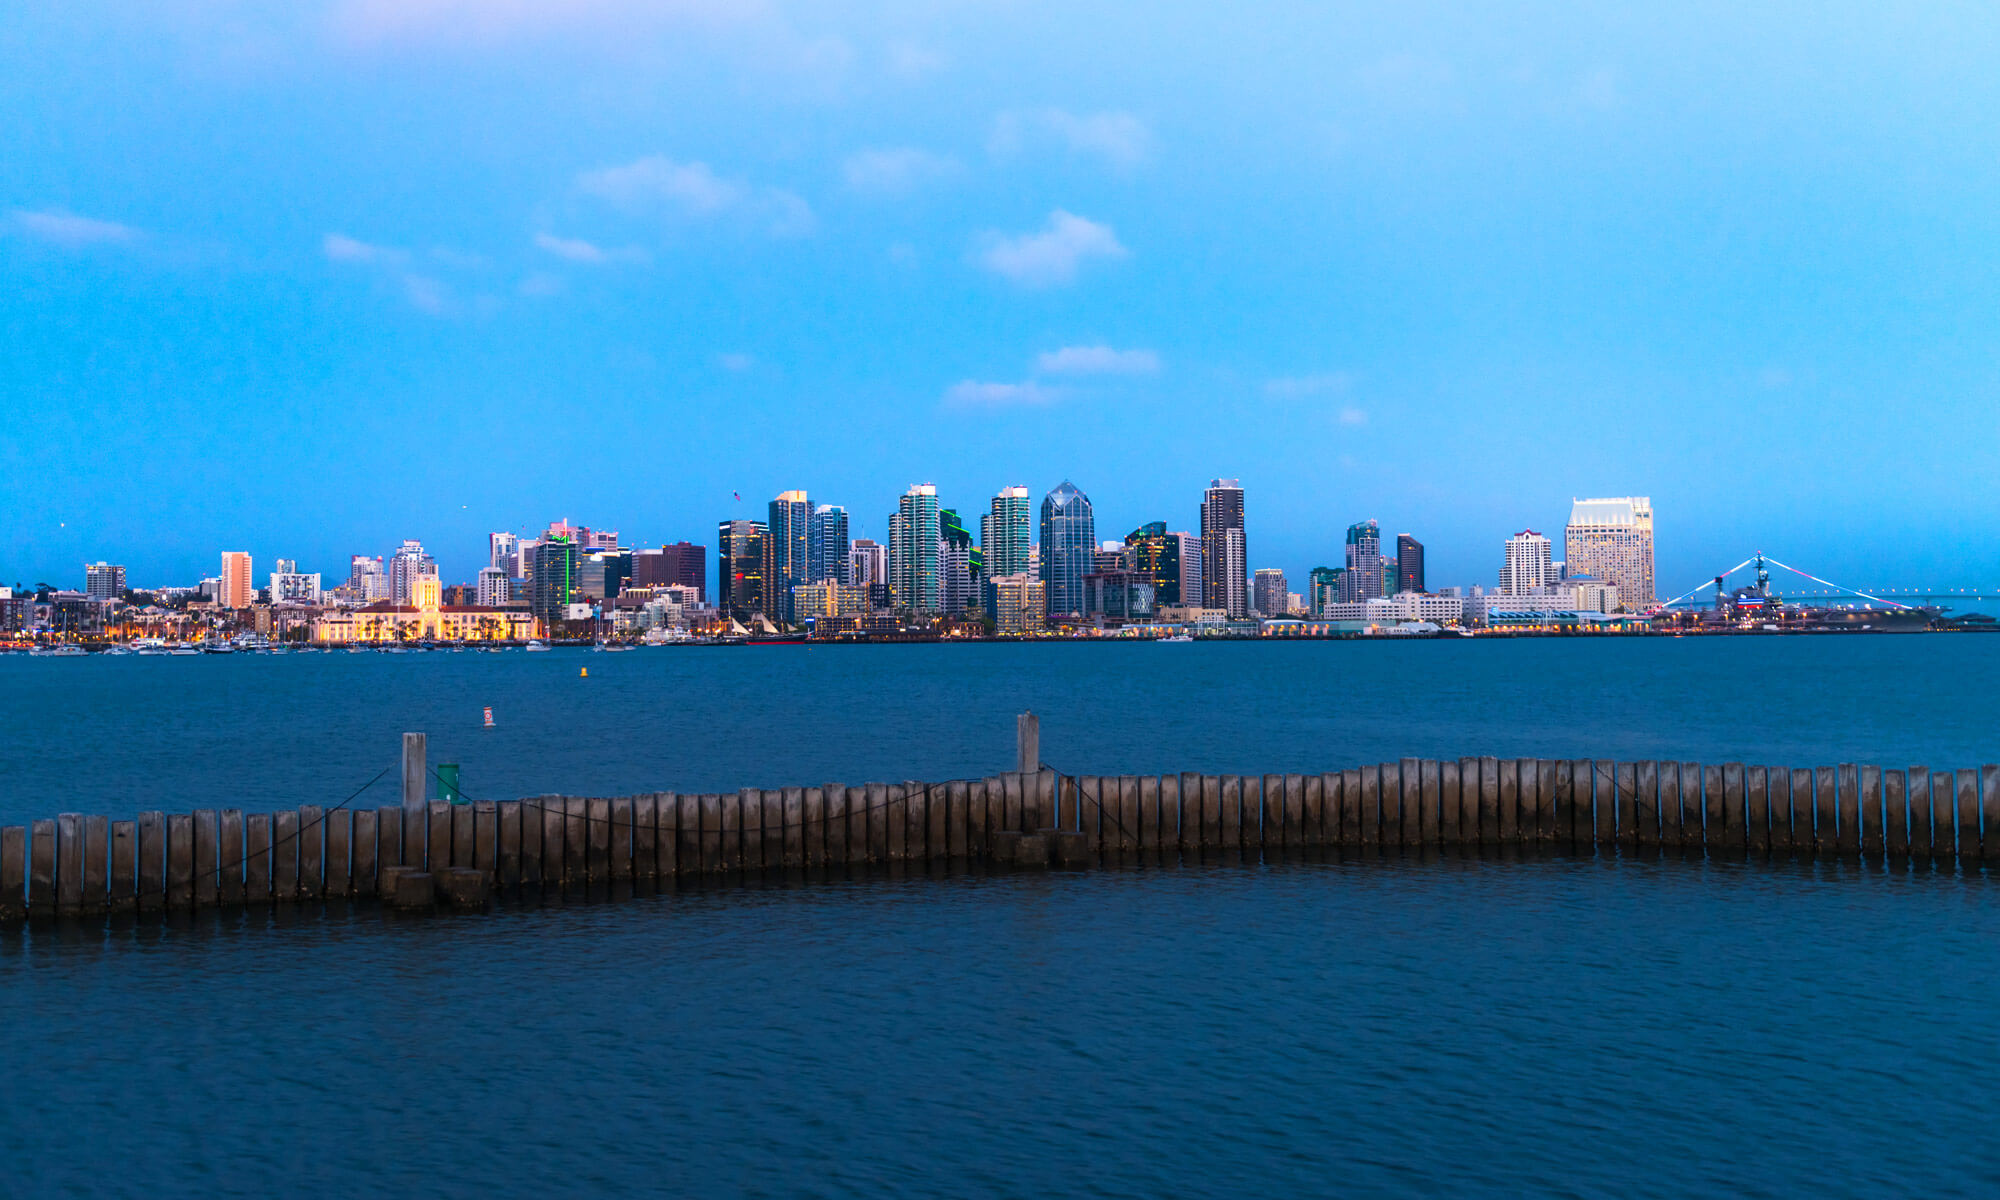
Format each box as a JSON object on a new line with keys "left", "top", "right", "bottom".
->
{"left": 5, "top": 2, "right": 1999, "bottom": 597}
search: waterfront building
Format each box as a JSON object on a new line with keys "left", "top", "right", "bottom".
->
{"left": 1569, "top": 574, "right": 1620, "bottom": 614}
{"left": 269, "top": 570, "right": 322, "bottom": 604}
{"left": 1465, "top": 590, "right": 1587, "bottom": 626}
{"left": 1201, "top": 479, "right": 1248, "bottom": 618}
{"left": 1308, "top": 566, "right": 1343, "bottom": 615}
{"left": 990, "top": 574, "right": 1046, "bottom": 635}
{"left": 981, "top": 486, "right": 1033, "bottom": 580}
{"left": 632, "top": 542, "right": 706, "bottom": 601}
{"left": 793, "top": 581, "right": 873, "bottom": 624}
{"left": 808, "top": 504, "right": 850, "bottom": 585}
{"left": 891, "top": 484, "right": 941, "bottom": 614}
{"left": 1323, "top": 593, "right": 1472, "bottom": 624}
{"left": 1253, "top": 568, "right": 1288, "bottom": 618}
{"left": 1565, "top": 497, "right": 1655, "bottom": 609}
{"left": 1500, "top": 530, "right": 1556, "bottom": 594}
{"left": 475, "top": 567, "right": 511, "bottom": 607}
{"left": 84, "top": 562, "right": 125, "bottom": 601}
{"left": 1396, "top": 534, "right": 1426, "bottom": 595}
{"left": 939, "top": 508, "right": 980, "bottom": 615}
{"left": 312, "top": 578, "right": 539, "bottom": 644}
{"left": 1084, "top": 570, "right": 1155, "bottom": 624}
{"left": 763, "top": 490, "right": 812, "bottom": 624}
{"left": 527, "top": 537, "right": 580, "bottom": 624}
{"left": 717, "top": 519, "right": 767, "bottom": 620}
{"left": 1341, "top": 521, "right": 1383, "bottom": 602}
{"left": 219, "top": 551, "right": 254, "bottom": 609}
{"left": 1040, "top": 481, "right": 1096, "bottom": 619}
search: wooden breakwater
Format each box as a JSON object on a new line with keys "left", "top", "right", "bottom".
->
{"left": 3, "top": 733, "right": 1998, "bottom": 922}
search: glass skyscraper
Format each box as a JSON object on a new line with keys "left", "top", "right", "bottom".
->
{"left": 1342, "top": 520, "right": 1383, "bottom": 602}
{"left": 717, "top": 519, "right": 766, "bottom": 620}
{"left": 808, "top": 504, "right": 849, "bottom": 585}
{"left": 1039, "top": 481, "right": 1096, "bottom": 618}
{"left": 981, "top": 485, "right": 1032, "bottom": 580}
{"left": 892, "top": 484, "right": 940, "bottom": 614}
{"left": 764, "top": 490, "right": 810, "bottom": 624}
{"left": 1201, "top": 479, "right": 1247, "bottom": 618}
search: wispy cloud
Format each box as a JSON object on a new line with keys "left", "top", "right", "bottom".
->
{"left": 990, "top": 109, "right": 1154, "bottom": 170}
{"left": 1264, "top": 372, "right": 1352, "bottom": 398}
{"left": 718, "top": 352, "right": 754, "bottom": 371}
{"left": 534, "top": 232, "right": 647, "bottom": 264}
{"left": 401, "top": 274, "right": 452, "bottom": 316}
{"left": 1036, "top": 345, "right": 1159, "bottom": 375}
{"left": 578, "top": 154, "right": 815, "bottom": 237}
{"left": 1338, "top": 407, "right": 1368, "bottom": 426}
{"left": 324, "top": 232, "right": 471, "bottom": 316}
{"left": 841, "top": 147, "right": 960, "bottom": 195}
{"left": 10, "top": 208, "right": 142, "bottom": 249}
{"left": 322, "top": 232, "right": 407, "bottom": 265}
{"left": 885, "top": 38, "right": 947, "bottom": 80}
{"left": 943, "top": 380, "right": 1062, "bottom": 409}
{"left": 974, "top": 210, "right": 1127, "bottom": 288}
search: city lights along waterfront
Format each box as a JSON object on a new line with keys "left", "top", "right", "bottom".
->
{"left": 10, "top": 489, "right": 1995, "bottom": 650}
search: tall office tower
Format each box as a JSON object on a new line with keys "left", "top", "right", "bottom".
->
{"left": 848, "top": 538, "right": 889, "bottom": 608}
{"left": 578, "top": 551, "right": 631, "bottom": 601}
{"left": 764, "top": 490, "right": 811, "bottom": 624}
{"left": 982, "top": 485, "right": 1033, "bottom": 580}
{"left": 1396, "top": 535, "right": 1425, "bottom": 594}
{"left": 489, "top": 532, "right": 519, "bottom": 574}
{"left": 716, "top": 519, "right": 767, "bottom": 620}
{"left": 939, "top": 508, "right": 980, "bottom": 615}
{"left": 349, "top": 555, "right": 388, "bottom": 600}
{"left": 1341, "top": 520, "right": 1383, "bottom": 602}
{"left": 633, "top": 541, "right": 706, "bottom": 601}
{"left": 219, "top": 552, "right": 254, "bottom": 609}
{"left": 476, "top": 567, "right": 511, "bottom": 607}
{"left": 387, "top": 540, "right": 436, "bottom": 604}
{"left": 1039, "top": 481, "right": 1096, "bottom": 618}
{"left": 1308, "top": 566, "right": 1343, "bottom": 615}
{"left": 1253, "top": 569, "right": 1288, "bottom": 617}
{"left": 1499, "top": 530, "right": 1556, "bottom": 594}
{"left": 1565, "top": 497, "right": 1655, "bottom": 608}
{"left": 892, "top": 484, "right": 941, "bottom": 614}
{"left": 1201, "top": 478, "right": 1248, "bottom": 618}
{"left": 808, "top": 504, "right": 850, "bottom": 585}
{"left": 528, "top": 537, "right": 579, "bottom": 623}
{"left": 1171, "top": 532, "right": 1203, "bottom": 609}
{"left": 1382, "top": 556, "right": 1400, "bottom": 599}
{"left": 84, "top": 562, "right": 125, "bottom": 600}
{"left": 1123, "top": 522, "right": 1184, "bottom": 606}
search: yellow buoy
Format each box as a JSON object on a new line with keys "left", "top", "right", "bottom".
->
{"left": 580, "top": 666, "right": 588, "bottom": 677}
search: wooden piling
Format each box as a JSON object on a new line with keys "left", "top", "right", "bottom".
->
{"left": 1983, "top": 766, "right": 2000, "bottom": 863}
{"left": 586, "top": 797, "right": 611, "bottom": 881}
{"left": 1432, "top": 760, "right": 1456, "bottom": 847}
{"left": 1113, "top": 776, "right": 1138, "bottom": 855}
{"left": 299, "top": 805, "right": 326, "bottom": 900}
{"left": 882, "top": 784, "right": 908, "bottom": 862}
{"left": 1955, "top": 771, "right": 1979, "bottom": 862}
{"left": 598, "top": 796, "right": 627, "bottom": 881}
{"left": 352, "top": 808, "right": 377, "bottom": 896}
{"left": 1515, "top": 760, "right": 1540, "bottom": 845}
{"left": 1814, "top": 768, "right": 1839, "bottom": 856}
{"left": 563, "top": 796, "right": 588, "bottom": 881}
{"left": 1658, "top": 762, "right": 1684, "bottom": 849}
{"left": 1716, "top": 764, "right": 1743, "bottom": 851}
{"left": 768, "top": 788, "right": 791, "bottom": 871}
{"left": 1497, "top": 760, "right": 1520, "bottom": 846}
{"left": 192, "top": 810, "right": 218, "bottom": 909}
{"left": 1837, "top": 765, "right": 1861, "bottom": 855}
{"left": 1034, "top": 770, "right": 1058, "bottom": 832}
{"left": 1137, "top": 776, "right": 1162, "bottom": 852}
{"left": 847, "top": 785, "right": 873, "bottom": 865}
{"left": 1388, "top": 759, "right": 1412, "bottom": 849}
{"left": 27, "top": 820, "right": 54, "bottom": 918}
{"left": 1922, "top": 770, "right": 1949, "bottom": 859}
{"left": 217, "top": 809, "right": 245, "bottom": 904}
{"left": 470, "top": 800, "right": 495, "bottom": 881}
{"left": 109, "top": 821, "right": 135, "bottom": 914}
{"left": 1854, "top": 766, "right": 1882, "bottom": 857}
{"left": 1744, "top": 767, "right": 1768, "bottom": 855}
{"left": 907, "top": 783, "right": 931, "bottom": 862}
{"left": 1536, "top": 760, "right": 1559, "bottom": 843}
{"left": 1261, "top": 773, "right": 1283, "bottom": 850}
{"left": 1784, "top": 769, "right": 1811, "bottom": 854}
{"left": 624, "top": 795, "right": 652, "bottom": 882}
{"left": 656, "top": 793, "right": 680, "bottom": 879}
{"left": 1884, "top": 769, "right": 1910, "bottom": 856}
{"left": 245, "top": 813, "right": 272, "bottom": 903}
{"left": 78, "top": 815, "right": 107, "bottom": 916}
{"left": 1906, "top": 767, "right": 1931, "bottom": 858}
{"left": 376, "top": 805, "right": 403, "bottom": 869}
{"left": 1456, "top": 758, "right": 1479, "bottom": 846}
{"left": 945, "top": 782, "right": 969, "bottom": 860}
{"left": 273, "top": 810, "right": 300, "bottom": 902}
{"left": 1550, "top": 761, "right": 1573, "bottom": 847}
{"left": 1479, "top": 758, "right": 1501, "bottom": 847}
{"left": 402, "top": 795, "right": 426, "bottom": 872}
{"left": 402, "top": 732, "right": 427, "bottom": 809}
{"left": 809, "top": 784, "right": 840, "bottom": 866}
{"left": 1215, "top": 775, "right": 1241, "bottom": 849}
{"left": 862, "top": 782, "right": 888, "bottom": 863}
{"left": 541, "top": 795, "right": 567, "bottom": 883}
{"left": 1699, "top": 765, "right": 1722, "bottom": 851}
{"left": 1632, "top": 762, "right": 1658, "bottom": 850}
{"left": 136, "top": 812, "right": 164, "bottom": 912}
{"left": 1193, "top": 775, "right": 1216, "bottom": 849}
{"left": 1357, "top": 766, "right": 1379, "bottom": 848}
{"left": 0, "top": 827, "right": 23, "bottom": 922}
{"left": 446, "top": 802, "right": 471, "bottom": 871}
{"left": 1280, "top": 772, "right": 1303, "bottom": 848}
{"left": 56, "top": 814, "right": 83, "bottom": 917}
{"left": 425, "top": 802, "right": 450, "bottom": 875}
{"left": 1336, "top": 768, "right": 1360, "bottom": 846}
{"left": 1017, "top": 712, "right": 1040, "bottom": 774}
{"left": 1609, "top": 763, "right": 1635, "bottom": 850}
{"left": 165, "top": 814, "right": 194, "bottom": 911}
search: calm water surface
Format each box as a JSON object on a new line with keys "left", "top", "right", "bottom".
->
{"left": 2, "top": 640, "right": 1996, "bottom": 1197}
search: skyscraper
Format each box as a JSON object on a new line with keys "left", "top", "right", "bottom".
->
{"left": 219, "top": 552, "right": 253, "bottom": 609}
{"left": 489, "top": 532, "right": 519, "bottom": 574}
{"left": 848, "top": 539, "right": 888, "bottom": 608}
{"left": 349, "top": 555, "right": 387, "bottom": 601}
{"left": 982, "top": 485, "right": 1033, "bottom": 580}
{"left": 765, "top": 490, "right": 811, "bottom": 624}
{"left": 808, "top": 504, "right": 850, "bottom": 585}
{"left": 939, "top": 508, "right": 980, "bottom": 615}
{"left": 1341, "top": 521, "right": 1383, "bottom": 602}
{"left": 475, "top": 567, "right": 511, "bottom": 607}
{"left": 892, "top": 484, "right": 941, "bottom": 614}
{"left": 717, "top": 519, "right": 766, "bottom": 619}
{"left": 1123, "top": 522, "right": 1186, "bottom": 606}
{"left": 84, "top": 562, "right": 124, "bottom": 600}
{"left": 1396, "top": 534, "right": 1425, "bottom": 594}
{"left": 1565, "top": 497, "right": 1655, "bottom": 609}
{"left": 1201, "top": 479, "right": 1247, "bottom": 618}
{"left": 1253, "top": 568, "right": 1288, "bottom": 617}
{"left": 633, "top": 542, "right": 706, "bottom": 601}
{"left": 1500, "top": 530, "right": 1556, "bottom": 594}
{"left": 1308, "top": 566, "right": 1343, "bottom": 615}
{"left": 1039, "top": 481, "right": 1096, "bottom": 618}
{"left": 387, "top": 540, "right": 435, "bottom": 604}
{"left": 528, "top": 537, "right": 579, "bottom": 623}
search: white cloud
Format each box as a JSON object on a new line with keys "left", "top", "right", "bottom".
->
{"left": 401, "top": 274, "right": 452, "bottom": 316}
{"left": 718, "top": 352, "right": 754, "bottom": 371}
{"left": 578, "top": 154, "right": 814, "bottom": 236}
{"left": 1264, "top": 372, "right": 1352, "bottom": 398}
{"left": 886, "top": 38, "right": 947, "bottom": 80}
{"left": 533, "top": 232, "right": 647, "bottom": 264}
{"left": 1338, "top": 407, "right": 1368, "bottom": 426}
{"left": 990, "top": 109, "right": 1153, "bottom": 170}
{"left": 842, "top": 147, "right": 960, "bottom": 195}
{"left": 943, "top": 380, "right": 1061, "bottom": 408}
{"left": 10, "top": 209, "right": 141, "bottom": 248}
{"left": 1036, "top": 345, "right": 1159, "bottom": 375}
{"left": 322, "top": 232, "right": 407, "bottom": 265}
{"left": 974, "top": 210, "right": 1127, "bottom": 288}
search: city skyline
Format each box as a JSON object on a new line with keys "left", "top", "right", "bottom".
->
{"left": 8, "top": 6, "right": 2000, "bottom": 595}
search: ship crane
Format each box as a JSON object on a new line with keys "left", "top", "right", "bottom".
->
{"left": 1655, "top": 553, "right": 1915, "bottom": 614}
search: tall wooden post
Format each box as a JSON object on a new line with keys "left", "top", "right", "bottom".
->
{"left": 1016, "top": 712, "right": 1040, "bottom": 776}
{"left": 402, "top": 732, "right": 428, "bottom": 811}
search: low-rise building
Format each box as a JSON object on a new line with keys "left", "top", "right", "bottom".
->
{"left": 1323, "top": 593, "right": 1470, "bottom": 624}
{"left": 311, "top": 577, "right": 538, "bottom": 643}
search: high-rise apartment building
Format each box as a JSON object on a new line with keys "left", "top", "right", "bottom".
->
{"left": 1253, "top": 568, "right": 1288, "bottom": 617}
{"left": 475, "top": 567, "right": 511, "bottom": 607}
{"left": 889, "top": 484, "right": 942, "bottom": 614}
{"left": 1341, "top": 521, "right": 1383, "bottom": 602}
{"left": 349, "top": 555, "right": 388, "bottom": 601}
{"left": 1565, "top": 497, "right": 1655, "bottom": 609}
{"left": 387, "top": 540, "right": 436, "bottom": 604}
{"left": 1308, "top": 566, "right": 1344, "bottom": 615}
{"left": 765, "top": 490, "right": 811, "bottom": 624}
{"left": 848, "top": 538, "right": 889, "bottom": 608}
{"left": 1039, "top": 481, "right": 1096, "bottom": 618}
{"left": 527, "top": 537, "right": 579, "bottom": 623}
{"left": 939, "top": 508, "right": 980, "bottom": 615}
{"left": 219, "top": 552, "right": 253, "bottom": 609}
{"left": 1396, "top": 535, "right": 1425, "bottom": 595}
{"left": 1500, "top": 530, "right": 1556, "bottom": 594}
{"left": 990, "top": 574, "right": 1046, "bottom": 636}
{"left": 717, "top": 520, "right": 767, "bottom": 619}
{"left": 1124, "top": 522, "right": 1189, "bottom": 607}
{"left": 633, "top": 542, "right": 705, "bottom": 601}
{"left": 269, "top": 571, "right": 321, "bottom": 603}
{"left": 84, "top": 562, "right": 125, "bottom": 600}
{"left": 489, "top": 532, "right": 519, "bottom": 575}
{"left": 981, "top": 486, "right": 1033, "bottom": 580}
{"left": 808, "top": 504, "right": 850, "bottom": 585}
{"left": 1201, "top": 479, "right": 1248, "bottom": 618}
{"left": 1382, "top": 556, "right": 1400, "bottom": 599}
